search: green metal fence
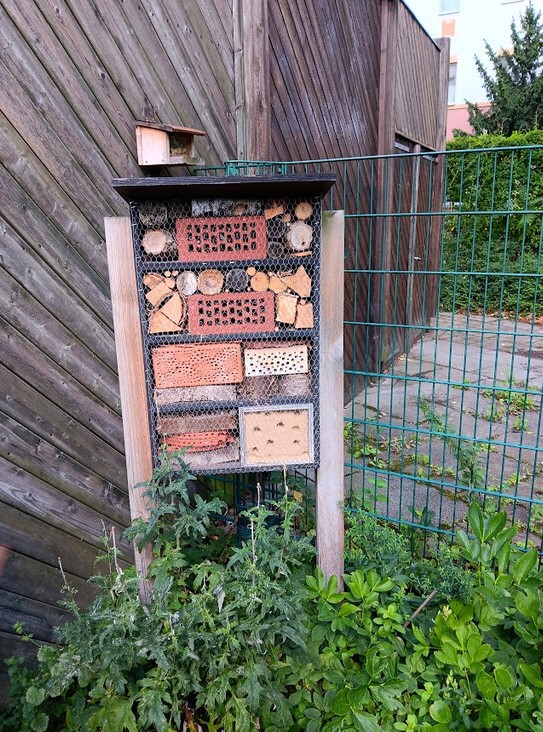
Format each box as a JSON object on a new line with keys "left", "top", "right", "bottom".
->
{"left": 198, "top": 146, "right": 543, "bottom": 555}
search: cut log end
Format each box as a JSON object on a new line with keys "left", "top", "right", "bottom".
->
{"left": 197, "top": 269, "right": 224, "bottom": 295}
{"left": 294, "top": 201, "right": 313, "bottom": 221}
{"left": 250, "top": 272, "right": 270, "bottom": 292}
{"left": 286, "top": 222, "right": 313, "bottom": 252}
{"left": 141, "top": 229, "right": 174, "bottom": 255}
{"left": 225, "top": 269, "right": 249, "bottom": 292}
{"left": 177, "top": 271, "right": 198, "bottom": 296}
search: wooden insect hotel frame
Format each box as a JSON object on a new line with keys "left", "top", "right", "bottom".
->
{"left": 105, "top": 174, "right": 345, "bottom": 580}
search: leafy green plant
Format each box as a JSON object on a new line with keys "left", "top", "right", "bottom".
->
{"left": 442, "top": 131, "right": 543, "bottom": 317}
{"left": 346, "top": 496, "right": 472, "bottom": 605}
{"left": 513, "top": 414, "right": 528, "bottom": 432}
{"left": 0, "top": 455, "right": 313, "bottom": 732}
{"left": 267, "top": 501, "right": 543, "bottom": 732}
{"left": 3, "top": 452, "right": 543, "bottom": 732}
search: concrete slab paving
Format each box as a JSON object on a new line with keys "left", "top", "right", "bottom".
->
{"left": 345, "top": 314, "right": 543, "bottom": 545}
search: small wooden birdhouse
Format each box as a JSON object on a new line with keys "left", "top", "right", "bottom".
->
{"left": 135, "top": 121, "right": 206, "bottom": 167}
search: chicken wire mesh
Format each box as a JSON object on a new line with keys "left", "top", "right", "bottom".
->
{"left": 128, "top": 193, "right": 322, "bottom": 474}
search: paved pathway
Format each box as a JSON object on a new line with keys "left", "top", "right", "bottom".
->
{"left": 345, "top": 314, "right": 543, "bottom": 544}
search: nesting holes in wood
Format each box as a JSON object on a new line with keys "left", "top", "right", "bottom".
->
{"left": 241, "top": 406, "right": 313, "bottom": 466}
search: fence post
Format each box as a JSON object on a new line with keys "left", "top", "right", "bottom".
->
{"left": 105, "top": 216, "right": 153, "bottom": 602}
{"left": 317, "top": 210, "right": 345, "bottom": 584}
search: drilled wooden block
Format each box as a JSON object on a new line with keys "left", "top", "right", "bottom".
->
{"left": 157, "top": 410, "right": 237, "bottom": 434}
{"left": 188, "top": 291, "right": 275, "bottom": 335}
{"left": 240, "top": 405, "right": 313, "bottom": 466}
{"left": 244, "top": 345, "right": 309, "bottom": 377}
{"left": 165, "top": 431, "right": 234, "bottom": 453}
{"left": 155, "top": 384, "right": 237, "bottom": 406}
{"left": 176, "top": 215, "right": 267, "bottom": 262}
{"left": 152, "top": 342, "right": 243, "bottom": 389}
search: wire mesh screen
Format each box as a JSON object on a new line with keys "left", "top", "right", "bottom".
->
{"left": 128, "top": 193, "right": 322, "bottom": 474}
{"left": 201, "top": 146, "right": 543, "bottom": 556}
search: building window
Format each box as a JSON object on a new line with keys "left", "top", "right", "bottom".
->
{"left": 448, "top": 62, "right": 457, "bottom": 105}
{"left": 440, "top": 0, "right": 460, "bottom": 13}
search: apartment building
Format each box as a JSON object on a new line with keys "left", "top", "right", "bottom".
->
{"left": 406, "top": 0, "right": 543, "bottom": 138}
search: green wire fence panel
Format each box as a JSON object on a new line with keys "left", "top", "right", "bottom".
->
{"left": 198, "top": 146, "right": 543, "bottom": 556}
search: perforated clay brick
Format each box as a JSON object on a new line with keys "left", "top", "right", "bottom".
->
{"left": 176, "top": 216, "right": 267, "bottom": 262}
{"left": 188, "top": 291, "right": 275, "bottom": 335}
{"left": 244, "top": 344, "right": 309, "bottom": 377}
{"left": 165, "top": 431, "right": 234, "bottom": 453}
{"left": 152, "top": 342, "right": 243, "bottom": 389}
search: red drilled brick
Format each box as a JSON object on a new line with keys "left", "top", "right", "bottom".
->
{"left": 165, "top": 431, "right": 233, "bottom": 453}
{"left": 152, "top": 342, "right": 243, "bottom": 389}
{"left": 176, "top": 216, "right": 267, "bottom": 262}
{"left": 187, "top": 291, "right": 275, "bottom": 335}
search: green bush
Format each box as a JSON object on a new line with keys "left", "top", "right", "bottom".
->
{"left": 2, "top": 458, "right": 543, "bottom": 732}
{"left": 268, "top": 503, "right": 543, "bottom": 732}
{"left": 441, "top": 131, "right": 543, "bottom": 316}
{"left": 345, "top": 502, "right": 473, "bottom": 604}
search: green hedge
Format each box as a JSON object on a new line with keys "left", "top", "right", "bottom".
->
{"left": 440, "top": 131, "right": 543, "bottom": 316}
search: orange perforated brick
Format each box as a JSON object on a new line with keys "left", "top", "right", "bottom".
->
{"left": 176, "top": 216, "right": 267, "bottom": 262}
{"left": 152, "top": 342, "right": 243, "bottom": 389}
{"left": 187, "top": 291, "right": 275, "bottom": 335}
{"left": 165, "top": 431, "right": 234, "bottom": 453}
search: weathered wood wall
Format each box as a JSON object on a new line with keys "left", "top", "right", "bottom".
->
{"left": 268, "top": 0, "right": 448, "bottom": 396}
{"left": 269, "top": 0, "right": 381, "bottom": 162}
{"left": 0, "top": 0, "right": 447, "bottom": 701}
{"left": 373, "top": 3, "right": 449, "bottom": 369}
{"left": 0, "top": 0, "right": 236, "bottom": 698}
{"left": 395, "top": 2, "right": 444, "bottom": 150}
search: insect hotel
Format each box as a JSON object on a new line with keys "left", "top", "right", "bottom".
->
{"left": 106, "top": 174, "right": 344, "bottom": 579}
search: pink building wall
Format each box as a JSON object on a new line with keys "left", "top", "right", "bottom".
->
{"left": 446, "top": 102, "right": 491, "bottom": 139}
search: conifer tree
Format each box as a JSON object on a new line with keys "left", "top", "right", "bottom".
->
{"left": 467, "top": 2, "right": 543, "bottom": 135}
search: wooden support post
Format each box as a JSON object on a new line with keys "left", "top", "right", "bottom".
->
{"left": 105, "top": 217, "right": 153, "bottom": 602}
{"left": 426, "top": 37, "right": 450, "bottom": 322}
{"left": 233, "top": 0, "right": 270, "bottom": 160}
{"left": 373, "top": 0, "right": 399, "bottom": 370}
{"left": 317, "top": 210, "right": 345, "bottom": 584}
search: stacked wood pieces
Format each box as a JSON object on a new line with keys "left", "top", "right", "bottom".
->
{"left": 264, "top": 199, "right": 314, "bottom": 256}
{"left": 144, "top": 270, "right": 187, "bottom": 334}
{"left": 144, "top": 265, "right": 316, "bottom": 334}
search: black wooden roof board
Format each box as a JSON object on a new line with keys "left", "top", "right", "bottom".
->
{"left": 111, "top": 173, "right": 336, "bottom": 202}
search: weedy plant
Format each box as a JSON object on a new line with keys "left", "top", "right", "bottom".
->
{"left": 2, "top": 453, "right": 543, "bottom": 732}
{"left": 0, "top": 452, "right": 314, "bottom": 732}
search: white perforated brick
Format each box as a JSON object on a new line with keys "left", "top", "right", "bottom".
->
{"left": 244, "top": 344, "right": 309, "bottom": 377}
